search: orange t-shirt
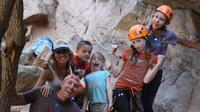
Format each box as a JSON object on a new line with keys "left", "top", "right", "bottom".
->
{"left": 115, "top": 48, "right": 157, "bottom": 92}
{"left": 72, "top": 55, "right": 91, "bottom": 76}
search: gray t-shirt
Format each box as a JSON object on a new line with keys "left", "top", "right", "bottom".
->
{"left": 23, "top": 88, "right": 80, "bottom": 112}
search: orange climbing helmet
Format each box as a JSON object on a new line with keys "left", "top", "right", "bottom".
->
{"left": 156, "top": 5, "right": 173, "bottom": 22}
{"left": 128, "top": 24, "right": 149, "bottom": 40}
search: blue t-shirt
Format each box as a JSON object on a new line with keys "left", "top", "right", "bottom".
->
{"left": 147, "top": 25, "right": 177, "bottom": 56}
{"left": 84, "top": 70, "right": 110, "bottom": 104}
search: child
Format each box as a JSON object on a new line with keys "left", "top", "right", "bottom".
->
{"left": 72, "top": 40, "right": 93, "bottom": 77}
{"left": 142, "top": 5, "right": 200, "bottom": 112}
{"left": 72, "top": 40, "right": 93, "bottom": 108}
{"left": 111, "top": 24, "right": 165, "bottom": 112}
{"left": 82, "top": 52, "right": 112, "bottom": 112}
{"left": 34, "top": 39, "right": 74, "bottom": 96}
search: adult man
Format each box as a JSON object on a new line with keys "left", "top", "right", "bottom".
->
{"left": 12, "top": 75, "right": 81, "bottom": 112}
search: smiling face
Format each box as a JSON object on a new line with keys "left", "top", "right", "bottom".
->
{"left": 90, "top": 52, "right": 105, "bottom": 72}
{"left": 152, "top": 11, "right": 168, "bottom": 30}
{"left": 60, "top": 76, "right": 81, "bottom": 99}
{"left": 131, "top": 38, "right": 146, "bottom": 52}
{"left": 53, "top": 49, "right": 71, "bottom": 64}
{"left": 76, "top": 44, "right": 92, "bottom": 62}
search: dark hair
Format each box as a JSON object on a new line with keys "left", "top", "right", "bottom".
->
{"left": 149, "top": 24, "right": 167, "bottom": 40}
{"left": 130, "top": 37, "right": 152, "bottom": 67}
{"left": 52, "top": 50, "right": 73, "bottom": 68}
{"left": 130, "top": 37, "right": 151, "bottom": 53}
{"left": 76, "top": 40, "right": 93, "bottom": 50}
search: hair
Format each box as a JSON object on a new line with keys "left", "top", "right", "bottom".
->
{"left": 130, "top": 37, "right": 153, "bottom": 68}
{"left": 130, "top": 37, "right": 151, "bottom": 53}
{"left": 76, "top": 40, "right": 93, "bottom": 50}
{"left": 90, "top": 52, "right": 106, "bottom": 67}
{"left": 51, "top": 49, "right": 73, "bottom": 74}
{"left": 91, "top": 52, "right": 105, "bottom": 60}
{"left": 64, "top": 75, "right": 80, "bottom": 82}
{"left": 153, "top": 11, "right": 169, "bottom": 29}
{"left": 149, "top": 20, "right": 167, "bottom": 42}
{"left": 62, "top": 75, "right": 81, "bottom": 89}
{"left": 52, "top": 49, "right": 73, "bottom": 61}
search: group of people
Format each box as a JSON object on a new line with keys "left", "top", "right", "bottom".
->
{"left": 12, "top": 4, "right": 200, "bottom": 112}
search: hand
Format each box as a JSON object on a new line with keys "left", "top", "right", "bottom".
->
{"left": 111, "top": 44, "right": 118, "bottom": 54}
{"left": 81, "top": 108, "right": 86, "bottom": 112}
{"left": 41, "top": 61, "right": 49, "bottom": 69}
{"left": 40, "top": 84, "right": 52, "bottom": 97}
{"left": 80, "top": 78, "right": 86, "bottom": 88}
{"left": 107, "top": 106, "right": 113, "bottom": 112}
{"left": 76, "top": 69, "right": 85, "bottom": 78}
{"left": 157, "top": 55, "right": 165, "bottom": 64}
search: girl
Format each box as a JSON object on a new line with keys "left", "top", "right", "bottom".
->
{"left": 142, "top": 5, "right": 200, "bottom": 112}
{"left": 82, "top": 52, "right": 112, "bottom": 112}
{"left": 34, "top": 39, "right": 74, "bottom": 96}
{"left": 111, "top": 24, "right": 164, "bottom": 112}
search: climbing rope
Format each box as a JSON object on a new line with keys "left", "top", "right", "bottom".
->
{"left": 91, "top": 27, "right": 111, "bottom": 54}
{"left": 90, "top": 0, "right": 172, "bottom": 54}
{"left": 91, "top": 26, "right": 122, "bottom": 55}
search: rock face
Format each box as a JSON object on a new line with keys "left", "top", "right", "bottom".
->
{"left": 18, "top": 0, "right": 200, "bottom": 112}
{"left": 153, "top": 10, "right": 200, "bottom": 112}
{"left": 12, "top": 65, "right": 41, "bottom": 112}
{"left": 16, "top": 65, "right": 41, "bottom": 92}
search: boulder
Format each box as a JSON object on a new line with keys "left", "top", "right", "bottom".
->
{"left": 21, "top": 0, "right": 200, "bottom": 112}
{"left": 16, "top": 65, "right": 41, "bottom": 92}
{"left": 153, "top": 10, "right": 200, "bottom": 112}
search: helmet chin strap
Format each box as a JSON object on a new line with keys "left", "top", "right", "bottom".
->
{"left": 134, "top": 41, "right": 146, "bottom": 52}
{"left": 142, "top": 41, "right": 146, "bottom": 50}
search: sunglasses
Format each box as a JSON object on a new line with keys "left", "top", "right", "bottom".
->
{"left": 55, "top": 49, "right": 69, "bottom": 54}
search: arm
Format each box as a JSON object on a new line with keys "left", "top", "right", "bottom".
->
{"left": 34, "top": 69, "right": 54, "bottom": 97}
{"left": 110, "top": 54, "right": 125, "bottom": 78}
{"left": 11, "top": 89, "right": 27, "bottom": 105}
{"left": 81, "top": 91, "right": 89, "bottom": 112}
{"left": 106, "top": 76, "right": 113, "bottom": 111}
{"left": 177, "top": 38, "right": 200, "bottom": 51}
{"left": 143, "top": 55, "right": 165, "bottom": 84}
{"left": 34, "top": 69, "right": 50, "bottom": 88}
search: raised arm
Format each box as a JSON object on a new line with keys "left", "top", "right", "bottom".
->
{"left": 110, "top": 54, "right": 125, "bottom": 78}
{"left": 144, "top": 55, "right": 165, "bottom": 84}
{"left": 110, "top": 46, "right": 125, "bottom": 78}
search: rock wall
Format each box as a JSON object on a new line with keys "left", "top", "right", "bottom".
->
{"left": 16, "top": 0, "right": 200, "bottom": 112}
{"left": 153, "top": 10, "right": 200, "bottom": 112}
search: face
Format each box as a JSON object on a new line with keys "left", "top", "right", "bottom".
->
{"left": 60, "top": 77, "right": 81, "bottom": 99}
{"left": 152, "top": 11, "right": 167, "bottom": 30}
{"left": 76, "top": 44, "right": 92, "bottom": 62}
{"left": 90, "top": 53, "right": 105, "bottom": 71}
{"left": 54, "top": 49, "right": 70, "bottom": 64}
{"left": 131, "top": 38, "right": 146, "bottom": 52}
